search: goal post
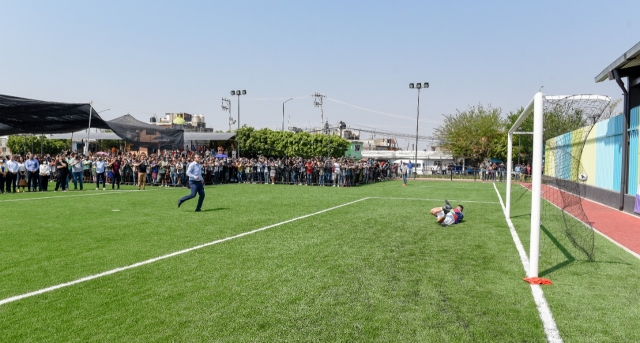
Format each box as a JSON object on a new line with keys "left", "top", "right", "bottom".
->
{"left": 507, "top": 92, "right": 544, "bottom": 277}
{"left": 506, "top": 92, "right": 611, "bottom": 278}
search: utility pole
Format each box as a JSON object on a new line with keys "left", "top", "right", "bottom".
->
{"left": 313, "top": 92, "right": 326, "bottom": 131}
{"left": 283, "top": 98, "right": 293, "bottom": 131}
{"left": 325, "top": 121, "right": 330, "bottom": 159}
{"left": 221, "top": 97, "right": 233, "bottom": 132}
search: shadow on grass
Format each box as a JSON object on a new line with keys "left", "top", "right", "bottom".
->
{"left": 538, "top": 224, "right": 632, "bottom": 276}
{"left": 509, "top": 213, "right": 532, "bottom": 219}
{"left": 539, "top": 224, "right": 575, "bottom": 277}
{"left": 201, "top": 207, "right": 229, "bottom": 212}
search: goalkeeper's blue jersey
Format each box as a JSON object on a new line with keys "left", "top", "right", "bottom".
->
{"left": 453, "top": 209, "right": 464, "bottom": 223}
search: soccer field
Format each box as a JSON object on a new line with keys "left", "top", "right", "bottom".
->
{"left": 1, "top": 181, "right": 638, "bottom": 342}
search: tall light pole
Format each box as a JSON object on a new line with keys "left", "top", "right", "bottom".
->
{"left": 230, "top": 90, "right": 246, "bottom": 158}
{"left": 221, "top": 97, "right": 233, "bottom": 132}
{"left": 409, "top": 82, "right": 428, "bottom": 179}
{"left": 282, "top": 98, "right": 293, "bottom": 131}
{"left": 85, "top": 107, "right": 110, "bottom": 154}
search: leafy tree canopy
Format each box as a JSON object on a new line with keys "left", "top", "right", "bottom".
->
{"left": 6, "top": 135, "right": 70, "bottom": 156}
{"left": 236, "top": 126, "right": 349, "bottom": 158}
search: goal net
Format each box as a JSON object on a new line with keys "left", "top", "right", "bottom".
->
{"left": 506, "top": 92, "right": 612, "bottom": 278}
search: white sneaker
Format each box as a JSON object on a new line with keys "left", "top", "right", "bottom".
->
{"left": 103, "top": 188, "right": 106, "bottom": 190}
{"left": 96, "top": 188, "right": 98, "bottom": 190}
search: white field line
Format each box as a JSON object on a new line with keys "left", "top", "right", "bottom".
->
{"left": 0, "top": 189, "right": 163, "bottom": 203}
{"left": 369, "top": 196, "right": 499, "bottom": 204}
{"left": 414, "top": 185, "right": 496, "bottom": 188}
{"left": 0, "top": 197, "right": 370, "bottom": 307}
{"left": 493, "top": 183, "right": 563, "bottom": 343}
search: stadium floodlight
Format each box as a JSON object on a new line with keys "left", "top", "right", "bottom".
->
{"left": 507, "top": 92, "right": 611, "bottom": 278}
{"left": 409, "top": 81, "right": 429, "bottom": 179}
{"left": 230, "top": 89, "right": 247, "bottom": 157}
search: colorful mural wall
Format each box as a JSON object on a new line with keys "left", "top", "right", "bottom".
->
{"left": 544, "top": 106, "right": 640, "bottom": 196}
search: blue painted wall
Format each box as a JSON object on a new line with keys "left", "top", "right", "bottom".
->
{"left": 629, "top": 107, "right": 639, "bottom": 195}
{"left": 547, "top": 108, "right": 640, "bottom": 196}
{"left": 555, "top": 132, "right": 572, "bottom": 180}
{"left": 595, "top": 115, "right": 623, "bottom": 191}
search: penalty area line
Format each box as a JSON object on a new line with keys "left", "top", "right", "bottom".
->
{"left": 0, "top": 197, "right": 370, "bottom": 307}
{"left": 492, "top": 183, "right": 563, "bottom": 343}
{"left": 369, "top": 196, "right": 499, "bottom": 204}
{"left": 0, "top": 189, "right": 162, "bottom": 203}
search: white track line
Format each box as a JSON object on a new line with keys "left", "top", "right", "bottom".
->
{"left": 0, "top": 197, "right": 370, "bottom": 307}
{"left": 493, "top": 183, "right": 563, "bottom": 343}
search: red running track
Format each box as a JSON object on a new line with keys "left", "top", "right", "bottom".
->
{"left": 519, "top": 183, "right": 640, "bottom": 258}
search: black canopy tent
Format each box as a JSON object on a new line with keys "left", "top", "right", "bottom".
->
{"left": 0, "top": 94, "right": 110, "bottom": 135}
{"left": 0, "top": 94, "right": 184, "bottom": 150}
{"left": 107, "top": 114, "right": 183, "bottom": 150}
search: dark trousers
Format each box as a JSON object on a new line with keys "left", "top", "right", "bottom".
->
{"left": 27, "top": 171, "right": 39, "bottom": 191}
{"left": 40, "top": 175, "right": 49, "bottom": 191}
{"left": 179, "top": 180, "right": 205, "bottom": 210}
{"left": 96, "top": 172, "right": 106, "bottom": 188}
{"left": 55, "top": 173, "right": 68, "bottom": 191}
{"left": 111, "top": 172, "right": 121, "bottom": 189}
{"left": 6, "top": 172, "right": 16, "bottom": 193}
{"left": 0, "top": 173, "right": 4, "bottom": 193}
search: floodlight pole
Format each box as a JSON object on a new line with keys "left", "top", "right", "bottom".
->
{"left": 230, "top": 90, "right": 246, "bottom": 158}
{"left": 415, "top": 88, "right": 420, "bottom": 180}
{"left": 410, "top": 82, "right": 429, "bottom": 179}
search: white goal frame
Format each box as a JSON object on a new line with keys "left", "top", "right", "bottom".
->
{"left": 506, "top": 92, "right": 544, "bottom": 277}
{"left": 506, "top": 92, "right": 611, "bottom": 277}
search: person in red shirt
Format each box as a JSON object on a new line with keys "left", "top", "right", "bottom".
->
{"left": 109, "top": 157, "right": 121, "bottom": 190}
{"left": 305, "top": 160, "right": 314, "bottom": 185}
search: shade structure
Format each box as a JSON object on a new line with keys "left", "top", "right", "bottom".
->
{"left": 0, "top": 94, "right": 110, "bottom": 135}
{"left": 107, "top": 114, "right": 184, "bottom": 149}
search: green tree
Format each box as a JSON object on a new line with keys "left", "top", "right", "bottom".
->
{"left": 502, "top": 107, "right": 533, "bottom": 163}
{"left": 234, "top": 126, "right": 349, "bottom": 158}
{"left": 6, "top": 135, "right": 70, "bottom": 155}
{"left": 433, "top": 104, "right": 504, "bottom": 162}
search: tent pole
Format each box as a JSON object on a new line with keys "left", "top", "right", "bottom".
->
{"left": 86, "top": 101, "right": 93, "bottom": 155}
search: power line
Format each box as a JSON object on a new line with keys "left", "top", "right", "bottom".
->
{"left": 344, "top": 122, "right": 435, "bottom": 141}
{"left": 325, "top": 97, "right": 441, "bottom": 124}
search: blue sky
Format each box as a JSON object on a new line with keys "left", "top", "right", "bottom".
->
{"left": 1, "top": 0, "right": 637, "bottom": 150}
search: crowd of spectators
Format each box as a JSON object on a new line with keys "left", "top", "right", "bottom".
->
{"left": 0, "top": 150, "right": 402, "bottom": 193}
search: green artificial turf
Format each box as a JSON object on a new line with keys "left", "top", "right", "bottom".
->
{"left": 0, "top": 180, "right": 638, "bottom": 342}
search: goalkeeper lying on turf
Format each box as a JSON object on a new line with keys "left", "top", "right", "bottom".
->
{"left": 430, "top": 200, "right": 464, "bottom": 226}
